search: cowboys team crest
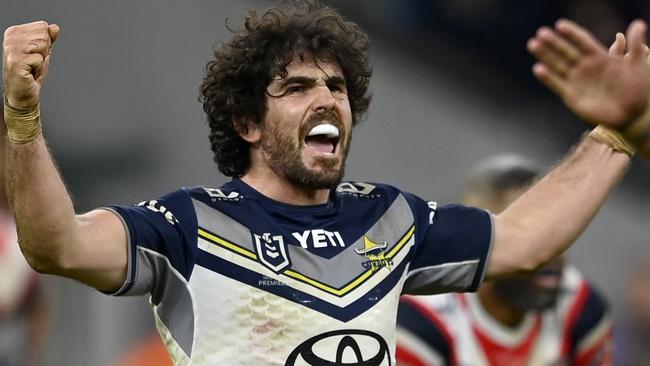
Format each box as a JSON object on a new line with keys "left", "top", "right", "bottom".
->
{"left": 253, "top": 233, "right": 291, "bottom": 273}
{"left": 356, "top": 236, "right": 393, "bottom": 271}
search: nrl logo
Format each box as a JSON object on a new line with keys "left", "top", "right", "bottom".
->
{"left": 253, "top": 233, "right": 291, "bottom": 274}
{"left": 355, "top": 236, "right": 393, "bottom": 272}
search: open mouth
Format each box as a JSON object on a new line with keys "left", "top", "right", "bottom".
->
{"left": 304, "top": 124, "right": 340, "bottom": 155}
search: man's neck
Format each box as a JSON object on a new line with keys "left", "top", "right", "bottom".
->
{"left": 477, "top": 284, "right": 526, "bottom": 327}
{"left": 240, "top": 169, "right": 330, "bottom": 206}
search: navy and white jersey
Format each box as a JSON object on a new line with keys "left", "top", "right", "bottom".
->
{"left": 105, "top": 179, "right": 492, "bottom": 365}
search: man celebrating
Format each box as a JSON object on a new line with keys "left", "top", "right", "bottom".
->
{"left": 396, "top": 155, "right": 612, "bottom": 365}
{"left": 2, "top": 1, "right": 649, "bottom": 365}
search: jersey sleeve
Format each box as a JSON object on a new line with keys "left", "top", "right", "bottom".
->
{"left": 402, "top": 193, "right": 493, "bottom": 295}
{"left": 101, "top": 188, "right": 198, "bottom": 297}
{"left": 570, "top": 284, "right": 613, "bottom": 366}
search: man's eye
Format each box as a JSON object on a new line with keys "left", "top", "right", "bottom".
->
{"left": 328, "top": 84, "right": 347, "bottom": 93}
{"left": 286, "top": 85, "right": 305, "bottom": 93}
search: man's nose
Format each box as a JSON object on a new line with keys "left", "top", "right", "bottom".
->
{"left": 312, "top": 85, "right": 336, "bottom": 113}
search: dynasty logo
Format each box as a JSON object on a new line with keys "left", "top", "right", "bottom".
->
{"left": 355, "top": 236, "right": 393, "bottom": 271}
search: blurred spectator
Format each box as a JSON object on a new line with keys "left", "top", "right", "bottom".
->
{"left": 0, "top": 102, "right": 49, "bottom": 366}
{"left": 614, "top": 261, "right": 650, "bottom": 365}
{"left": 396, "top": 155, "right": 612, "bottom": 365}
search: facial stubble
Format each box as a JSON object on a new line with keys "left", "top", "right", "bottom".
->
{"left": 260, "top": 119, "right": 351, "bottom": 190}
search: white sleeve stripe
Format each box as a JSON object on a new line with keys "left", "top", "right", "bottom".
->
{"left": 408, "top": 259, "right": 480, "bottom": 275}
{"left": 98, "top": 207, "right": 134, "bottom": 296}
{"left": 404, "top": 259, "right": 481, "bottom": 294}
{"left": 477, "top": 212, "right": 495, "bottom": 285}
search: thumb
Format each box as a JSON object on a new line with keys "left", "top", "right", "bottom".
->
{"left": 609, "top": 32, "right": 626, "bottom": 58}
{"left": 626, "top": 19, "right": 647, "bottom": 63}
{"left": 48, "top": 24, "right": 60, "bottom": 44}
{"left": 35, "top": 25, "right": 60, "bottom": 85}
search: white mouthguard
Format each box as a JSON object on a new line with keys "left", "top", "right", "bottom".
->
{"left": 307, "top": 124, "right": 339, "bottom": 138}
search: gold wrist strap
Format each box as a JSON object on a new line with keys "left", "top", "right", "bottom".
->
{"left": 589, "top": 125, "right": 636, "bottom": 157}
{"left": 3, "top": 96, "right": 42, "bottom": 144}
{"left": 622, "top": 98, "right": 650, "bottom": 145}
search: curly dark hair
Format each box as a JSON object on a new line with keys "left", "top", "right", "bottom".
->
{"left": 199, "top": 0, "right": 372, "bottom": 177}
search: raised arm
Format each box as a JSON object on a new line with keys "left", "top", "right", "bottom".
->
{"left": 3, "top": 21, "right": 127, "bottom": 292}
{"left": 485, "top": 20, "right": 649, "bottom": 279}
{"left": 486, "top": 137, "right": 629, "bottom": 279}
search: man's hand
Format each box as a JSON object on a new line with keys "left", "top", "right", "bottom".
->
{"left": 3, "top": 21, "right": 59, "bottom": 109}
{"left": 528, "top": 19, "right": 650, "bottom": 128}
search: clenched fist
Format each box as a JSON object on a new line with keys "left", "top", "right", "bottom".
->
{"left": 3, "top": 21, "right": 59, "bottom": 109}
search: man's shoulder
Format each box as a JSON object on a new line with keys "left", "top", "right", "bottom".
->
{"left": 554, "top": 265, "right": 613, "bottom": 358}
{"left": 550, "top": 265, "right": 610, "bottom": 335}
{"left": 558, "top": 265, "right": 608, "bottom": 306}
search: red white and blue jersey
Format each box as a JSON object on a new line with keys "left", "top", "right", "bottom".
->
{"left": 105, "top": 179, "right": 492, "bottom": 365}
{"left": 396, "top": 266, "right": 613, "bottom": 366}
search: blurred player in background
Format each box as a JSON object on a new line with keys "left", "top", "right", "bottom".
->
{"left": 396, "top": 154, "right": 612, "bottom": 366}
{"left": 0, "top": 101, "right": 49, "bottom": 366}
{"left": 614, "top": 260, "right": 650, "bottom": 366}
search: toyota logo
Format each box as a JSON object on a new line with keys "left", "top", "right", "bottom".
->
{"left": 285, "top": 329, "right": 391, "bottom": 366}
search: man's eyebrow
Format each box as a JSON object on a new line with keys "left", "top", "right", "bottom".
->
{"left": 276, "top": 75, "right": 347, "bottom": 88}
{"left": 277, "top": 76, "right": 316, "bottom": 88}
{"left": 326, "top": 75, "right": 347, "bottom": 87}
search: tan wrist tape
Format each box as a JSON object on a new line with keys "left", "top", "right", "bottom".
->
{"left": 622, "top": 98, "right": 650, "bottom": 145}
{"left": 3, "top": 96, "right": 42, "bottom": 144}
{"left": 589, "top": 125, "right": 636, "bottom": 157}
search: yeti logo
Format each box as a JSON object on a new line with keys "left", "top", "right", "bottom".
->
{"left": 285, "top": 329, "right": 391, "bottom": 365}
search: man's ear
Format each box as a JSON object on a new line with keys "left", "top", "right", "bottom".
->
{"left": 234, "top": 119, "right": 261, "bottom": 144}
